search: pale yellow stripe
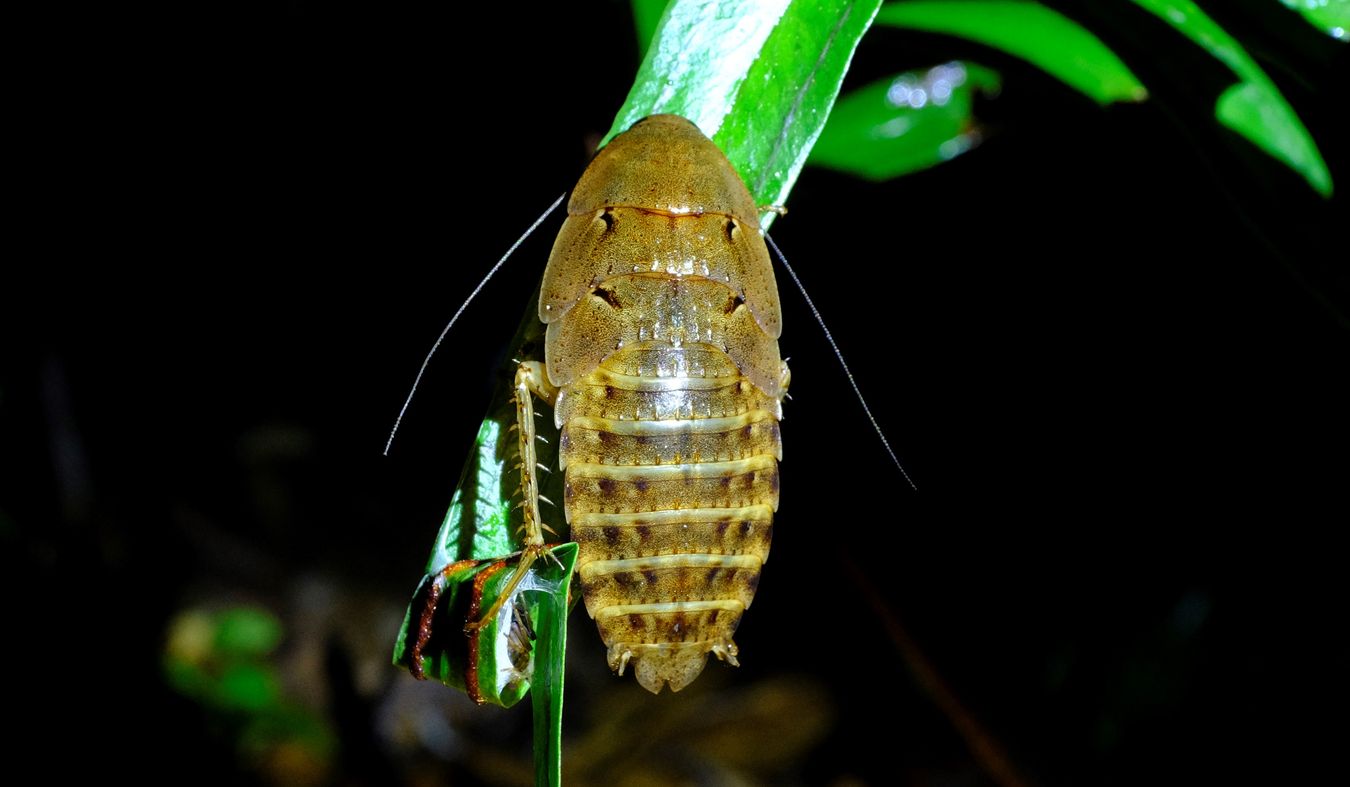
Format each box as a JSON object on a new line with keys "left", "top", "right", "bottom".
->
{"left": 567, "top": 410, "right": 775, "bottom": 436}
{"left": 595, "top": 599, "right": 744, "bottom": 622}
{"left": 587, "top": 367, "right": 739, "bottom": 392}
{"left": 572, "top": 505, "right": 773, "bottom": 529}
{"left": 579, "top": 553, "right": 762, "bottom": 581}
{"left": 568, "top": 455, "right": 775, "bottom": 481}
{"left": 622, "top": 641, "right": 715, "bottom": 652}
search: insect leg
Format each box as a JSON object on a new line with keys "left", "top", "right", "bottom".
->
{"left": 466, "top": 361, "right": 559, "bottom": 632}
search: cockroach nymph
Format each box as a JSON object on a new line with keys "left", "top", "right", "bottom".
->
{"left": 499, "top": 114, "right": 786, "bottom": 693}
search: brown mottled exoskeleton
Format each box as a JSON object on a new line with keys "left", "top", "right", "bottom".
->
{"left": 488, "top": 114, "right": 787, "bottom": 693}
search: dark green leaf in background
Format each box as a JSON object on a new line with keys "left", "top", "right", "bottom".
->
{"left": 1278, "top": 0, "right": 1350, "bottom": 40}
{"left": 811, "top": 61, "right": 1001, "bottom": 179}
{"left": 632, "top": 0, "right": 670, "bottom": 57}
{"left": 1133, "top": 0, "right": 1334, "bottom": 196}
{"left": 165, "top": 604, "right": 337, "bottom": 775}
{"left": 876, "top": 0, "right": 1148, "bottom": 105}
{"left": 214, "top": 606, "right": 285, "bottom": 658}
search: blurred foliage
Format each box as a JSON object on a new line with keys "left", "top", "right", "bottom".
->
{"left": 631, "top": 0, "right": 668, "bottom": 54}
{"left": 625, "top": 0, "right": 1343, "bottom": 194}
{"left": 1133, "top": 0, "right": 1333, "bottom": 195}
{"left": 811, "top": 61, "right": 1002, "bottom": 179}
{"left": 876, "top": 1, "right": 1148, "bottom": 104}
{"left": 803, "top": 0, "right": 1338, "bottom": 195}
{"left": 164, "top": 605, "right": 337, "bottom": 785}
{"left": 1279, "top": 0, "right": 1350, "bottom": 40}
{"left": 562, "top": 676, "right": 836, "bottom": 785}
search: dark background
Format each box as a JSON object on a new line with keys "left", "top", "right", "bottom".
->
{"left": 7, "top": 1, "right": 1347, "bottom": 784}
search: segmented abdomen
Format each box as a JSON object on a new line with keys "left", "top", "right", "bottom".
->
{"left": 556, "top": 276, "right": 782, "bottom": 693}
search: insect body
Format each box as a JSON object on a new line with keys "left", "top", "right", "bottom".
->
{"left": 509, "top": 114, "right": 788, "bottom": 693}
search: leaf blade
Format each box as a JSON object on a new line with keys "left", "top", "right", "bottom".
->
{"left": 1132, "top": 0, "right": 1333, "bottom": 196}
{"left": 393, "top": 296, "right": 569, "bottom": 706}
{"left": 875, "top": 0, "right": 1148, "bottom": 105}
{"left": 530, "top": 543, "right": 578, "bottom": 787}
{"left": 1278, "top": 0, "right": 1350, "bottom": 41}
{"left": 632, "top": 0, "right": 672, "bottom": 57}
{"left": 608, "top": 0, "right": 794, "bottom": 150}
{"left": 810, "top": 61, "right": 1001, "bottom": 180}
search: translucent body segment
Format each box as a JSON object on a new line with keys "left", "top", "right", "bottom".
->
{"left": 559, "top": 412, "right": 782, "bottom": 468}
{"left": 545, "top": 274, "right": 782, "bottom": 397}
{"left": 554, "top": 366, "right": 781, "bottom": 426}
{"left": 597, "top": 341, "right": 739, "bottom": 379}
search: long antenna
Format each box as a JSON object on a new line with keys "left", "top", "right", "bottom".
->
{"left": 764, "top": 232, "right": 918, "bottom": 491}
{"left": 384, "top": 192, "right": 568, "bottom": 456}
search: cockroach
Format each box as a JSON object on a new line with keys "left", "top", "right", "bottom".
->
{"left": 473, "top": 114, "right": 787, "bottom": 694}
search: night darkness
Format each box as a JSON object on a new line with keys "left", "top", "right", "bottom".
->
{"left": 7, "top": 2, "right": 1347, "bottom": 785}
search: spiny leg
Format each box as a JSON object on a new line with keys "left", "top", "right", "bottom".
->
{"left": 465, "top": 361, "right": 558, "bottom": 633}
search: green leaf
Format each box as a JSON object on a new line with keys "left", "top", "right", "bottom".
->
{"left": 1216, "top": 81, "right": 1328, "bottom": 190}
{"left": 1133, "top": 0, "right": 1333, "bottom": 196}
{"left": 875, "top": 0, "right": 1148, "bottom": 105}
{"left": 810, "top": 61, "right": 1001, "bottom": 180}
{"left": 393, "top": 289, "right": 572, "bottom": 705}
{"left": 1278, "top": 0, "right": 1350, "bottom": 41}
{"left": 420, "top": 419, "right": 515, "bottom": 570}
{"left": 632, "top": 0, "right": 670, "bottom": 58}
{"left": 530, "top": 543, "right": 578, "bottom": 787}
{"left": 410, "top": 299, "right": 562, "bottom": 574}
{"left": 606, "top": 0, "right": 884, "bottom": 228}
{"left": 392, "top": 542, "right": 577, "bottom": 712}
{"left": 216, "top": 663, "right": 280, "bottom": 712}
{"left": 214, "top": 606, "right": 284, "bottom": 658}
{"left": 393, "top": 558, "right": 502, "bottom": 700}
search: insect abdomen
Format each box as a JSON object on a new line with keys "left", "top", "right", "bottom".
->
{"left": 556, "top": 276, "right": 781, "bottom": 692}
